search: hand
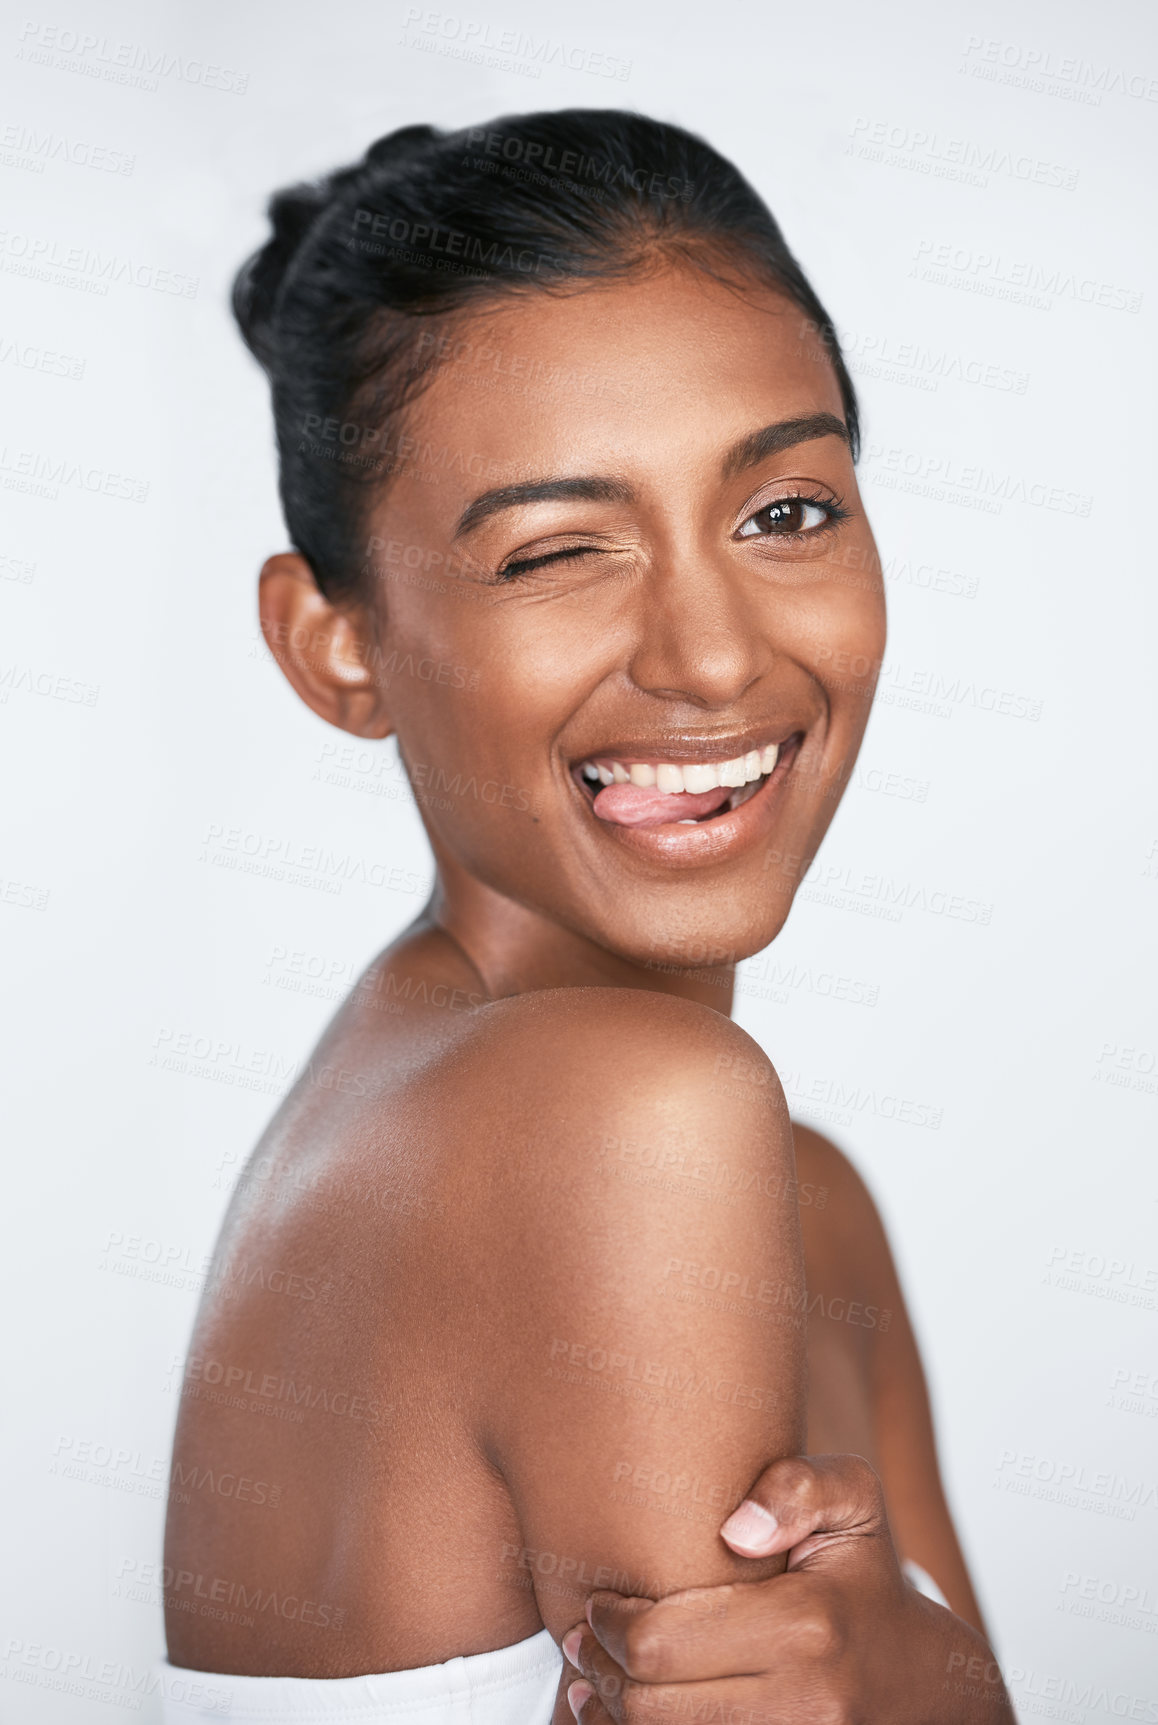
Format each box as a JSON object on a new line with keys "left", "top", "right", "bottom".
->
{"left": 560, "top": 1453, "right": 1014, "bottom": 1724}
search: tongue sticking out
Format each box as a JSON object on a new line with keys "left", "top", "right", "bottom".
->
{"left": 592, "top": 780, "right": 735, "bottom": 829}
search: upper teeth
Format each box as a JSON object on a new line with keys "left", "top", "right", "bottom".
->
{"left": 580, "top": 743, "right": 779, "bottom": 792}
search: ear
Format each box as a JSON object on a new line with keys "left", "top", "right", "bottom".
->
{"left": 258, "top": 552, "right": 393, "bottom": 738}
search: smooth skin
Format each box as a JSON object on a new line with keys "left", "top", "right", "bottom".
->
{"left": 164, "top": 257, "right": 1012, "bottom": 1722}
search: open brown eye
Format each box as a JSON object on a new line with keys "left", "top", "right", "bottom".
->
{"left": 737, "top": 498, "right": 830, "bottom": 538}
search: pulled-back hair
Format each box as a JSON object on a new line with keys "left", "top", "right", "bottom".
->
{"left": 233, "top": 108, "right": 859, "bottom": 603}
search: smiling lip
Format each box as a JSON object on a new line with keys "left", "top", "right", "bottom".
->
{"left": 574, "top": 731, "right": 789, "bottom": 795}
{"left": 571, "top": 731, "right": 795, "bottom": 772}
{"left": 569, "top": 731, "right": 806, "bottom": 861}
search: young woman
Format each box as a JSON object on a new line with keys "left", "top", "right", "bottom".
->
{"left": 161, "top": 109, "right": 1013, "bottom": 1724}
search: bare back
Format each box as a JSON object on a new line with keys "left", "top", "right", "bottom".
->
{"left": 165, "top": 927, "right": 552, "bottom": 1674}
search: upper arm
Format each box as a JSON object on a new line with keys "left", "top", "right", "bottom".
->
{"left": 461, "top": 991, "right": 807, "bottom": 1640}
{"left": 792, "top": 1123, "right": 987, "bottom": 1634}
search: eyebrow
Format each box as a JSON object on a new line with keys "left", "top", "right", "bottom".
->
{"left": 719, "top": 412, "right": 849, "bottom": 480}
{"left": 451, "top": 412, "right": 849, "bottom": 539}
{"left": 453, "top": 476, "right": 633, "bottom": 540}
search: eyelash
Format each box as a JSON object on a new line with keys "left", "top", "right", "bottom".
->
{"left": 737, "top": 491, "right": 852, "bottom": 541}
{"left": 498, "top": 544, "right": 598, "bottom": 581}
{"left": 495, "top": 492, "right": 850, "bottom": 581}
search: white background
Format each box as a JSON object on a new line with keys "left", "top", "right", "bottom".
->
{"left": 3, "top": 0, "right": 1156, "bottom": 1717}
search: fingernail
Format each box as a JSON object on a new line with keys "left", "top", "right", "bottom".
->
{"left": 562, "top": 1627, "right": 583, "bottom": 1664}
{"left": 721, "top": 1498, "right": 779, "bottom": 1554}
{"left": 568, "top": 1679, "right": 594, "bottom": 1718}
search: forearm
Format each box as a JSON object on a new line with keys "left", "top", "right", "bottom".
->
{"left": 908, "top": 1594, "right": 1015, "bottom": 1725}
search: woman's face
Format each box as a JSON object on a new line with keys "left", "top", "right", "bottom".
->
{"left": 352, "top": 260, "right": 885, "bottom": 971}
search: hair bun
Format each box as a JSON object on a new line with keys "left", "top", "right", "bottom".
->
{"left": 232, "top": 179, "right": 334, "bottom": 368}
{"left": 233, "top": 127, "right": 443, "bottom": 368}
{"left": 361, "top": 124, "right": 440, "bottom": 170}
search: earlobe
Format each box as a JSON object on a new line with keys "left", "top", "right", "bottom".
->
{"left": 257, "top": 552, "right": 394, "bottom": 738}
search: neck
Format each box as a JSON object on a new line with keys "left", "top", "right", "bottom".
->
{"left": 422, "top": 863, "right": 735, "bottom": 1018}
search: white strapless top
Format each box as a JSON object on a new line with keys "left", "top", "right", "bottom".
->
{"left": 157, "top": 1627, "right": 562, "bottom": 1722}
{"left": 157, "top": 1561, "right": 949, "bottom": 1722}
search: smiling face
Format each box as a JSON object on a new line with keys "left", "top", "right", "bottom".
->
{"left": 267, "top": 258, "right": 886, "bottom": 977}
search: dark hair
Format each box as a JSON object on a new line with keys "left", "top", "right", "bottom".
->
{"left": 233, "top": 108, "right": 860, "bottom": 603}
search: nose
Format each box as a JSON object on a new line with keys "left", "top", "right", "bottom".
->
{"left": 626, "top": 545, "right": 770, "bottom": 711}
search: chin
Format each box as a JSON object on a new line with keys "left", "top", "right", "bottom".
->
{"left": 594, "top": 899, "right": 795, "bottom": 980}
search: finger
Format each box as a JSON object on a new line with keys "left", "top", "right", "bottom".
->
{"left": 568, "top": 1614, "right": 790, "bottom": 1722}
{"left": 565, "top": 1677, "right": 615, "bottom": 1724}
{"left": 578, "top": 1667, "right": 785, "bottom": 1723}
{"left": 563, "top": 1616, "right": 643, "bottom": 1720}
{"left": 720, "top": 1452, "right": 887, "bottom": 1558}
{"left": 558, "top": 1632, "right": 619, "bottom": 1724}
{"left": 585, "top": 1580, "right": 809, "bottom": 1684}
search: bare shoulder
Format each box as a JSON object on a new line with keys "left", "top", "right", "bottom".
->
{"left": 435, "top": 987, "right": 793, "bottom": 1197}
{"left": 790, "top": 1121, "right": 924, "bottom": 1405}
{"left": 424, "top": 984, "right": 803, "bottom": 1384}
{"left": 790, "top": 1133, "right": 988, "bottom": 1631}
{"left": 471, "top": 983, "right": 778, "bottom": 1070}
{"left": 789, "top": 1121, "right": 913, "bottom": 1340}
{"left": 791, "top": 1120, "right": 893, "bottom": 1255}
{"left": 790, "top": 1118, "right": 873, "bottom": 1193}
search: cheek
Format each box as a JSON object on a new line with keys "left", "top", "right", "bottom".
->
{"left": 368, "top": 584, "right": 484, "bottom": 745}
{"left": 487, "top": 609, "right": 611, "bottom": 715}
{"left": 435, "top": 599, "right": 617, "bottom": 746}
{"left": 788, "top": 578, "right": 886, "bottom": 707}
{"left": 378, "top": 624, "right": 576, "bottom": 795}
